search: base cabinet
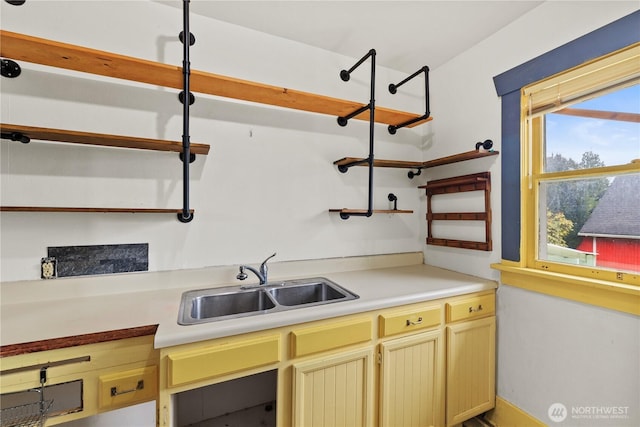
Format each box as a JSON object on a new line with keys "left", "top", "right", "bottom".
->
{"left": 292, "top": 348, "right": 375, "bottom": 427}
{"left": 379, "top": 330, "right": 444, "bottom": 427}
{"left": 446, "top": 316, "right": 496, "bottom": 426}
{"left": 158, "top": 290, "right": 495, "bottom": 427}
{"left": 0, "top": 335, "right": 158, "bottom": 426}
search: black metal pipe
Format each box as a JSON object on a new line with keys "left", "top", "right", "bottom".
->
{"left": 337, "top": 49, "right": 376, "bottom": 219}
{"left": 387, "top": 66, "right": 430, "bottom": 135}
{"left": 178, "top": 0, "right": 193, "bottom": 223}
{"left": 475, "top": 139, "right": 493, "bottom": 150}
{"left": 423, "top": 66, "right": 430, "bottom": 120}
{"left": 340, "top": 212, "right": 371, "bottom": 220}
{"left": 1, "top": 132, "right": 30, "bottom": 143}
{"left": 337, "top": 49, "right": 377, "bottom": 127}
{"left": 408, "top": 168, "right": 422, "bottom": 179}
{"left": 337, "top": 158, "right": 370, "bottom": 173}
{"left": 388, "top": 66, "right": 428, "bottom": 94}
{"left": 337, "top": 104, "right": 371, "bottom": 126}
{"left": 388, "top": 193, "right": 397, "bottom": 210}
{"left": 366, "top": 50, "right": 376, "bottom": 217}
{"left": 340, "top": 49, "right": 376, "bottom": 81}
{"left": 388, "top": 113, "right": 430, "bottom": 134}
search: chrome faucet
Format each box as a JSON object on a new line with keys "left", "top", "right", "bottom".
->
{"left": 236, "top": 252, "right": 276, "bottom": 285}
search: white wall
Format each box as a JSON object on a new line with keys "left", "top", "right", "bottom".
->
{"left": 428, "top": 1, "right": 640, "bottom": 425}
{"left": 0, "top": 0, "right": 426, "bottom": 282}
{"left": 2, "top": 1, "right": 639, "bottom": 426}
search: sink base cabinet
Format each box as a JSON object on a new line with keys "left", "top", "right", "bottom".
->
{"left": 159, "top": 290, "right": 495, "bottom": 427}
{"left": 174, "top": 369, "right": 277, "bottom": 426}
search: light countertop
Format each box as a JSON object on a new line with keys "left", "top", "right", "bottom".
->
{"left": 0, "top": 253, "right": 497, "bottom": 350}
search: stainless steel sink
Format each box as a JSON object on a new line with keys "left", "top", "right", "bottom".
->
{"left": 178, "top": 277, "right": 358, "bottom": 325}
{"left": 191, "top": 288, "right": 276, "bottom": 319}
{"left": 267, "top": 281, "right": 349, "bottom": 306}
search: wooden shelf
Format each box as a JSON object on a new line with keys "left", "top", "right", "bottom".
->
{"left": 329, "top": 208, "right": 413, "bottom": 216}
{"left": 1, "top": 124, "right": 210, "bottom": 155}
{"left": 422, "top": 149, "right": 498, "bottom": 168}
{"left": 334, "top": 157, "right": 423, "bottom": 169}
{"left": 425, "top": 238, "right": 490, "bottom": 251}
{"left": 334, "top": 150, "right": 498, "bottom": 172}
{"left": 0, "top": 207, "right": 194, "bottom": 214}
{"left": 0, "top": 30, "right": 432, "bottom": 129}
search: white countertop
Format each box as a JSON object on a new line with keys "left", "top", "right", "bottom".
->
{"left": 0, "top": 253, "right": 497, "bottom": 349}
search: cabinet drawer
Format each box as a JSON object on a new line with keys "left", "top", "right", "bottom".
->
{"left": 379, "top": 305, "right": 441, "bottom": 337}
{"left": 167, "top": 334, "right": 280, "bottom": 387}
{"left": 446, "top": 294, "right": 495, "bottom": 323}
{"left": 98, "top": 365, "right": 157, "bottom": 410}
{"left": 291, "top": 318, "right": 372, "bottom": 358}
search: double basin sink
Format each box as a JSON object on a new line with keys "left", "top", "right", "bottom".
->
{"left": 178, "top": 277, "right": 359, "bottom": 325}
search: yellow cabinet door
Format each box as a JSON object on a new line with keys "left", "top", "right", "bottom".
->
{"left": 379, "top": 330, "right": 444, "bottom": 427}
{"left": 292, "top": 348, "right": 374, "bottom": 427}
{"left": 446, "top": 316, "right": 496, "bottom": 426}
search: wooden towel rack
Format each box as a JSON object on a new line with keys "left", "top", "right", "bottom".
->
{"left": 419, "top": 172, "right": 492, "bottom": 251}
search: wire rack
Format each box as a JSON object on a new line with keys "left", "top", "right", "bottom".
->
{"left": 0, "top": 399, "right": 53, "bottom": 427}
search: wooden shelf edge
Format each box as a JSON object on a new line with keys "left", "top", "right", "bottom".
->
{"left": 0, "top": 325, "right": 158, "bottom": 358}
{"left": 427, "top": 238, "right": 491, "bottom": 251}
{"left": 329, "top": 209, "right": 413, "bottom": 214}
{"left": 1, "top": 123, "right": 210, "bottom": 155}
{"left": 419, "top": 172, "right": 491, "bottom": 190}
{"left": 0, "top": 30, "right": 430, "bottom": 128}
{"left": 334, "top": 150, "right": 499, "bottom": 172}
{"left": 428, "top": 212, "right": 488, "bottom": 220}
{"left": 422, "top": 149, "right": 498, "bottom": 169}
{"left": 334, "top": 157, "right": 423, "bottom": 169}
{"left": 0, "top": 207, "right": 195, "bottom": 214}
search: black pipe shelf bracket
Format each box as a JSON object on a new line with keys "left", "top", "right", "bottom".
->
{"left": 408, "top": 168, "right": 422, "bottom": 179}
{"left": 177, "top": 0, "right": 195, "bottom": 223}
{"left": 475, "top": 139, "right": 494, "bottom": 151}
{"left": 336, "top": 158, "right": 369, "bottom": 173}
{"left": 1, "top": 131, "right": 30, "bottom": 144}
{"left": 337, "top": 49, "right": 377, "bottom": 128}
{"left": 388, "top": 193, "right": 398, "bottom": 210}
{"left": 334, "top": 49, "right": 377, "bottom": 219}
{"left": 1, "top": 58, "right": 22, "bottom": 78}
{"left": 387, "top": 66, "right": 430, "bottom": 135}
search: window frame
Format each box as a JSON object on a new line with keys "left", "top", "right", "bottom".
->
{"left": 525, "top": 123, "right": 640, "bottom": 282}
{"left": 522, "top": 54, "right": 640, "bottom": 284}
{"left": 491, "top": 11, "right": 640, "bottom": 315}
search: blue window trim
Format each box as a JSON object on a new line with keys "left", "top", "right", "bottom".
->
{"left": 493, "top": 10, "right": 640, "bottom": 262}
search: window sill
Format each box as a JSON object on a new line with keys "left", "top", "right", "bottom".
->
{"left": 491, "top": 261, "right": 639, "bottom": 315}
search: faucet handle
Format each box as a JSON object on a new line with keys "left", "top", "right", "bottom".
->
{"left": 259, "top": 252, "right": 277, "bottom": 284}
{"left": 261, "top": 252, "right": 277, "bottom": 266}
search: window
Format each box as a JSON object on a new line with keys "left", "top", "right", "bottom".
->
{"left": 521, "top": 44, "right": 640, "bottom": 285}
{"left": 492, "top": 12, "right": 640, "bottom": 314}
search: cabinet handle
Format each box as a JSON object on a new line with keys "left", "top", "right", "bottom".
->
{"left": 111, "top": 380, "right": 144, "bottom": 397}
{"left": 468, "top": 304, "right": 483, "bottom": 313}
{"left": 406, "top": 316, "right": 423, "bottom": 326}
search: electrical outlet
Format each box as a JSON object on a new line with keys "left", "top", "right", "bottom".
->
{"left": 41, "top": 257, "right": 57, "bottom": 279}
